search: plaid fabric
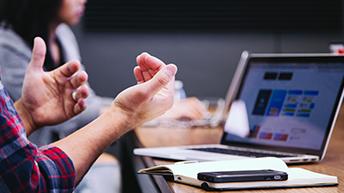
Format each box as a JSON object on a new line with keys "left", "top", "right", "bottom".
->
{"left": 0, "top": 81, "right": 75, "bottom": 193}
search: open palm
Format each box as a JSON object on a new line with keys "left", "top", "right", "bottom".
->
{"left": 21, "top": 37, "right": 89, "bottom": 129}
{"left": 113, "top": 53, "right": 177, "bottom": 128}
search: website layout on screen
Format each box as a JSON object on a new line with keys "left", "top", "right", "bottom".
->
{"left": 225, "top": 62, "right": 344, "bottom": 150}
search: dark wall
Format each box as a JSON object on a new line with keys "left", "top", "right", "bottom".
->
{"left": 73, "top": 4, "right": 344, "bottom": 98}
{"left": 85, "top": 0, "right": 342, "bottom": 32}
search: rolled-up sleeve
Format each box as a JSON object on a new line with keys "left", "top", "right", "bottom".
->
{"left": 36, "top": 146, "right": 76, "bottom": 193}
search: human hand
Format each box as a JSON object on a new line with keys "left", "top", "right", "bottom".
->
{"left": 111, "top": 53, "right": 177, "bottom": 128}
{"left": 160, "top": 97, "right": 209, "bottom": 120}
{"left": 15, "top": 37, "right": 89, "bottom": 135}
{"left": 52, "top": 53, "right": 175, "bottom": 182}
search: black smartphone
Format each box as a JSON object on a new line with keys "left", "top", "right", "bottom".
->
{"left": 197, "top": 169, "right": 288, "bottom": 183}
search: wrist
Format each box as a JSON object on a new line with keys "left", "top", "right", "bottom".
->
{"left": 14, "top": 99, "right": 37, "bottom": 136}
{"left": 106, "top": 105, "right": 134, "bottom": 130}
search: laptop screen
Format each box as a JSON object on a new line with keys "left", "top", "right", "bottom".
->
{"left": 222, "top": 56, "right": 344, "bottom": 156}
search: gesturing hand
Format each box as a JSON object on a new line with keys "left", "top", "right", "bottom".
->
{"left": 112, "top": 53, "right": 177, "bottom": 129}
{"left": 15, "top": 37, "right": 89, "bottom": 135}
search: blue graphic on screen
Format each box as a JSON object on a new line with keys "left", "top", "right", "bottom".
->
{"left": 252, "top": 89, "right": 287, "bottom": 116}
{"left": 252, "top": 89, "right": 319, "bottom": 118}
{"left": 225, "top": 62, "right": 344, "bottom": 150}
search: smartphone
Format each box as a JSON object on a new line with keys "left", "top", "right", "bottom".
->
{"left": 197, "top": 169, "right": 288, "bottom": 183}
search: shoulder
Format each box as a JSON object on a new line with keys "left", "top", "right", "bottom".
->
{"left": 56, "top": 24, "right": 81, "bottom": 61}
{"left": 0, "top": 26, "right": 31, "bottom": 60}
{"left": 56, "top": 24, "right": 77, "bottom": 43}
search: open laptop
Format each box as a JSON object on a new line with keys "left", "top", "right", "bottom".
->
{"left": 134, "top": 52, "right": 344, "bottom": 163}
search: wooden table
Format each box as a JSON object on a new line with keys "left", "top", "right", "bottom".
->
{"left": 134, "top": 108, "right": 344, "bottom": 193}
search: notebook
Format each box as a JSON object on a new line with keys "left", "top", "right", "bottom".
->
{"left": 138, "top": 157, "right": 338, "bottom": 190}
{"left": 134, "top": 52, "right": 344, "bottom": 163}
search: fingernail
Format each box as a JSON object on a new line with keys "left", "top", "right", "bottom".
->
{"left": 140, "top": 52, "right": 149, "bottom": 57}
{"left": 164, "top": 65, "right": 177, "bottom": 77}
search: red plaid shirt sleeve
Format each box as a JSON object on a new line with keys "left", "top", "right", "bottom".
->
{"left": 0, "top": 82, "right": 76, "bottom": 193}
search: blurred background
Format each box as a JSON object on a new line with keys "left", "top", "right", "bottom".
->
{"left": 72, "top": 0, "right": 344, "bottom": 98}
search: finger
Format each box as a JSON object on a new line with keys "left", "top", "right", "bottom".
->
{"left": 142, "top": 71, "right": 152, "bottom": 81}
{"left": 142, "top": 64, "right": 177, "bottom": 96}
{"left": 133, "top": 66, "right": 144, "bottom": 83}
{"left": 54, "top": 61, "right": 81, "bottom": 80}
{"left": 70, "top": 71, "right": 88, "bottom": 89}
{"left": 72, "top": 85, "right": 89, "bottom": 101}
{"left": 191, "top": 108, "right": 206, "bottom": 119}
{"left": 177, "top": 112, "right": 198, "bottom": 120}
{"left": 28, "top": 37, "right": 46, "bottom": 71}
{"left": 136, "top": 52, "right": 165, "bottom": 71}
{"left": 148, "top": 69, "right": 158, "bottom": 77}
{"left": 73, "top": 99, "right": 87, "bottom": 115}
{"left": 187, "top": 98, "right": 210, "bottom": 119}
{"left": 176, "top": 102, "right": 203, "bottom": 120}
{"left": 137, "top": 53, "right": 167, "bottom": 81}
{"left": 189, "top": 97, "right": 208, "bottom": 111}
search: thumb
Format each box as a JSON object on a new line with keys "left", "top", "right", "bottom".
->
{"left": 28, "top": 37, "right": 46, "bottom": 71}
{"left": 143, "top": 64, "right": 177, "bottom": 95}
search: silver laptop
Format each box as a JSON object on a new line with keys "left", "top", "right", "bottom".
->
{"left": 134, "top": 52, "right": 344, "bottom": 163}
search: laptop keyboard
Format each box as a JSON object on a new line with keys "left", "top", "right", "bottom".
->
{"left": 189, "top": 147, "right": 294, "bottom": 158}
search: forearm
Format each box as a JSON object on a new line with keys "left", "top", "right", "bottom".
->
{"left": 14, "top": 99, "right": 36, "bottom": 136}
{"left": 52, "top": 107, "right": 130, "bottom": 183}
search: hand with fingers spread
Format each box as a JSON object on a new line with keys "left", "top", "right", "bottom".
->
{"left": 112, "top": 52, "right": 177, "bottom": 128}
{"left": 14, "top": 37, "right": 89, "bottom": 135}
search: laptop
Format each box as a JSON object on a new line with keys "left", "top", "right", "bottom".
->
{"left": 134, "top": 52, "right": 344, "bottom": 163}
